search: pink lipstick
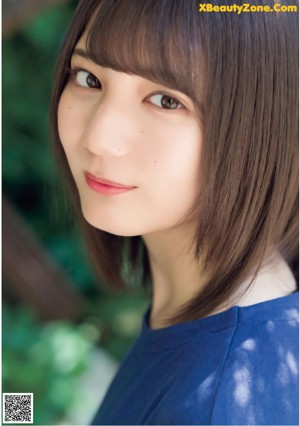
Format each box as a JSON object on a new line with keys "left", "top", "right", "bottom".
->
{"left": 85, "top": 172, "right": 136, "bottom": 195}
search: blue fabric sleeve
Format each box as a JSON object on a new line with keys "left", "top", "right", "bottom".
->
{"left": 210, "top": 319, "right": 299, "bottom": 425}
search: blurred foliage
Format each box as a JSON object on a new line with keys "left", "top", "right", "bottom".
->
{"left": 2, "top": 302, "right": 97, "bottom": 425}
{"left": 2, "top": 292, "right": 147, "bottom": 424}
{"left": 2, "top": 1, "right": 88, "bottom": 289}
{"left": 2, "top": 295, "right": 148, "bottom": 424}
{"left": 3, "top": 1, "right": 149, "bottom": 423}
{"left": 87, "top": 291, "right": 149, "bottom": 360}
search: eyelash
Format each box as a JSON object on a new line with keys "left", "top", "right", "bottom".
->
{"left": 66, "top": 67, "right": 186, "bottom": 111}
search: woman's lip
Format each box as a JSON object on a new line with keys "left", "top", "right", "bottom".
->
{"left": 85, "top": 172, "right": 135, "bottom": 188}
{"left": 85, "top": 172, "right": 136, "bottom": 195}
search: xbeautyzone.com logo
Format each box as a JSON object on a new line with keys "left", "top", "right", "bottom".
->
{"left": 198, "top": 3, "right": 297, "bottom": 13}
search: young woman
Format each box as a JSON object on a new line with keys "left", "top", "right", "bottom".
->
{"left": 50, "top": 0, "right": 299, "bottom": 424}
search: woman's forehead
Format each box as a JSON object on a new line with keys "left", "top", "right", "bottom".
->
{"left": 74, "top": 32, "right": 88, "bottom": 53}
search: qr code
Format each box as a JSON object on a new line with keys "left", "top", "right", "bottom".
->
{"left": 2, "top": 393, "right": 33, "bottom": 424}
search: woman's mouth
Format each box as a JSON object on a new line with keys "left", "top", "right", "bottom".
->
{"left": 85, "top": 172, "right": 136, "bottom": 195}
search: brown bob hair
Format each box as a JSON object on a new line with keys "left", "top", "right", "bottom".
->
{"left": 50, "top": 0, "right": 298, "bottom": 326}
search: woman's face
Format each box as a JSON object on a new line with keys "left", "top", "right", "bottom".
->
{"left": 58, "top": 33, "right": 203, "bottom": 237}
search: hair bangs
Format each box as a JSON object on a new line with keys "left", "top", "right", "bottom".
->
{"left": 85, "top": 0, "right": 204, "bottom": 104}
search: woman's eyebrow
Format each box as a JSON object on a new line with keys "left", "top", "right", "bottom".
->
{"left": 72, "top": 47, "right": 93, "bottom": 61}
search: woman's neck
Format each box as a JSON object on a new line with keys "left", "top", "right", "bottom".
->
{"left": 142, "top": 220, "right": 207, "bottom": 329}
{"left": 232, "top": 252, "right": 297, "bottom": 307}
{"left": 143, "top": 225, "right": 296, "bottom": 329}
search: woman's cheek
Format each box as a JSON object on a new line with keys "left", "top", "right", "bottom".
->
{"left": 57, "top": 93, "right": 70, "bottom": 145}
{"left": 57, "top": 92, "right": 80, "bottom": 151}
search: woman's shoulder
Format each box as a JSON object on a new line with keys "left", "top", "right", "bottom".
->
{"left": 208, "top": 292, "right": 299, "bottom": 425}
{"left": 94, "top": 294, "right": 298, "bottom": 425}
{"left": 232, "top": 291, "right": 299, "bottom": 346}
{"left": 143, "top": 294, "right": 298, "bottom": 425}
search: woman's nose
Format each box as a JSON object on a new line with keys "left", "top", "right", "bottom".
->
{"left": 80, "top": 97, "right": 134, "bottom": 157}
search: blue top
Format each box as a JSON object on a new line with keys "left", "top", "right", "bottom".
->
{"left": 91, "top": 293, "right": 299, "bottom": 425}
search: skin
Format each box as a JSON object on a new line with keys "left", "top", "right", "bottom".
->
{"left": 58, "top": 34, "right": 206, "bottom": 328}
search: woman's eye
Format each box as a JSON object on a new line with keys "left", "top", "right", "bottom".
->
{"left": 148, "top": 94, "right": 184, "bottom": 110}
{"left": 72, "top": 69, "right": 101, "bottom": 89}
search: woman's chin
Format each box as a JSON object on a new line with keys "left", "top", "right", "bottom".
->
{"left": 81, "top": 210, "right": 141, "bottom": 237}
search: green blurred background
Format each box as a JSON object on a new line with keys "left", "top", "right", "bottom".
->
{"left": 2, "top": 1, "right": 149, "bottom": 424}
